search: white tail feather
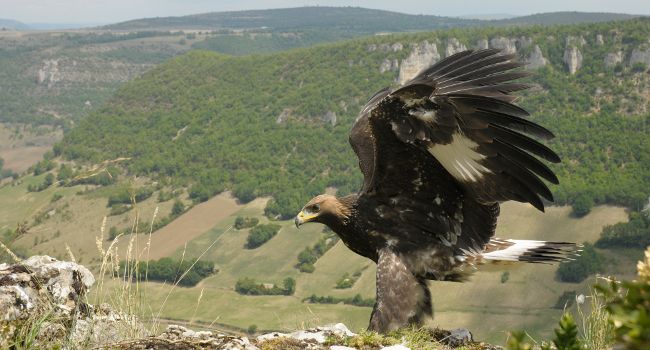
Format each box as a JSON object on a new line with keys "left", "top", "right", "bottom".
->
{"left": 482, "top": 239, "right": 580, "bottom": 263}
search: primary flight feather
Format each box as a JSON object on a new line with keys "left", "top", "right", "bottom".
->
{"left": 294, "top": 49, "right": 579, "bottom": 333}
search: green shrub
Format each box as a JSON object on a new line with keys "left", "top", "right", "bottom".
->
{"left": 572, "top": 193, "right": 594, "bottom": 217}
{"left": 597, "top": 248, "right": 650, "bottom": 350}
{"left": 234, "top": 216, "right": 259, "bottom": 230}
{"left": 235, "top": 277, "right": 295, "bottom": 295}
{"left": 303, "top": 293, "right": 374, "bottom": 307}
{"left": 596, "top": 211, "right": 650, "bottom": 249}
{"left": 123, "top": 257, "right": 215, "bottom": 287}
{"left": 557, "top": 243, "right": 604, "bottom": 283}
{"left": 245, "top": 223, "right": 281, "bottom": 249}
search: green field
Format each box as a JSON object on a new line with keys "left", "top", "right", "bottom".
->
{"left": 95, "top": 196, "right": 629, "bottom": 344}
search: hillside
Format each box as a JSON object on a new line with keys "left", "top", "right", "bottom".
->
{"left": 105, "top": 7, "right": 638, "bottom": 31}
{"left": 57, "top": 19, "right": 650, "bottom": 219}
{"left": 0, "top": 8, "right": 641, "bottom": 137}
{"left": 0, "top": 169, "right": 631, "bottom": 343}
{"left": 103, "top": 7, "right": 481, "bottom": 31}
{"left": 0, "top": 18, "right": 29, "bottom": 30}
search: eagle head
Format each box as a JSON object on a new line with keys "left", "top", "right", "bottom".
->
{"left": 295, "top": 194, "right": 351, "bottom": 228}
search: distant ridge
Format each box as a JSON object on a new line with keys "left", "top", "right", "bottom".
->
{"left": 0, "top": 18, "right": 29, "bottom": 30}
{"left": 103, "top": 7, "right": 639, "bottom": 31}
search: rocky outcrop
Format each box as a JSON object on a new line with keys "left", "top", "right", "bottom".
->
{"left": 489, "top": 37, "right": 517, "bottom": 54}
{"left": 36, "top": 59, "right": 61, "bottom": 88}
{"left": 322, "top": 111, "right": 337, "bottom": 126}
{"left": 367, "top": 43, "right": 403, "bottom": 52}
{"left": 379, "top": 58, "right": 399, "bottom": 73}
{"left": 0, "top": 255, "right": 94, "bottom": 323}
{"left": 445, "top": 38, "right": 467, "bottom": 57}
{"left": 630, "top": 47, "right": 650, "bottom": 67}
{"left": 276, "top": 109, "right": 291, "bottom": 124}
{"left": 564, "top": 46, "right": 583, "bottom": 74}
{"left": 596, "top": 34, "right": 604, "bottom": 45}
{"left": 604, "top": 51, "right": 623, "bottom": 67}
{"left": 526, "top": 45, "right": 548, "bottom": 70}
{"left": 397, "top": 41, "right": 440, "bottom": 84}
{"left": 34, "top": 57, "right": 154, "bottom": 88}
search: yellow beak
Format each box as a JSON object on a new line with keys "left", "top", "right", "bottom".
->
{"left": 294, "top": 210, "right": 317, "bottom": 228}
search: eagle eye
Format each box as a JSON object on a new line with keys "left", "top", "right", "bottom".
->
{"left": 309, "top": 204, "right": 320, "bottom": 213}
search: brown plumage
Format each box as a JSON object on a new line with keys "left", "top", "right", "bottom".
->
{"left": 295, "top": 49, "right": 579, "bottom": 333}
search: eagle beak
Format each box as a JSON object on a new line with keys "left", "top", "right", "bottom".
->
{"left": 294, "top": 210, "right": 316, "bottom": 229}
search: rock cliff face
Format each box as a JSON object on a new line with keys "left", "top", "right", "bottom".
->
{"left": 564, "top": 45, "right": 583, "bottom": 74}
{"left": 445, "top": 38, "right": 467, "bottom": 57}
{"left": 630, "top": 47, "right": 650, "bottom": 67}
{"left": 526, "top": 45, "right": 548, "bottom": 70}
{"left": 34, "top": 57, "right": 154, "bottom": 88}
{"left": 379, "top": 58, "right": 399, "bottom": 73}
{"left": 604, "top": 51, "right": 623, "bottom": 67}
{"left": 397, "top": 41, "right": 440, "bottom": 84}
{"left": 489, "top": 37, "right": 517, "bottom": 54}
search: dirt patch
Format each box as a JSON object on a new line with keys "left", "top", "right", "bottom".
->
{"left": 140, "top": 192, "right": 242, "bottom": 259}
{"left": 0, "top": 146, "right": 53, "bottom": 173}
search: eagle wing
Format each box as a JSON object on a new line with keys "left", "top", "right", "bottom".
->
{"left": 349, "top": 49, "right": 560, "bottom": 250}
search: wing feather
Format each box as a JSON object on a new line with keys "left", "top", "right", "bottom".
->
{"left": 349, "top": 48, "right": 560, "bottom": 251}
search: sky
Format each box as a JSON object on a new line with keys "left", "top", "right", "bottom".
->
{"left": 2, "top": 0, "right": 649, "bottom": 25}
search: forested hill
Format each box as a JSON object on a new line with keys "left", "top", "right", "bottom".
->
{"left": 105, "top": 7, "right": 479, "bottom": 31}
{"left": 105, "top": 7, "right": 637, "bottom": 31}
{"left": 57, "top": 19, "right": 650, "bottom": 218}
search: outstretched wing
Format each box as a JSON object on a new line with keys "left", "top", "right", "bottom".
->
{"left": 350, "top": 49, "right": 560, "bottom": 250}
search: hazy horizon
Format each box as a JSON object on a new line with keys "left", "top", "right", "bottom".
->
{"left": 2, "top": 0, "right": 649, "bottom": 27}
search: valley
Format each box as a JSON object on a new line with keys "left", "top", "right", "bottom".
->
{"left": 0, "top": 7, "right": 648, "bottom": 347}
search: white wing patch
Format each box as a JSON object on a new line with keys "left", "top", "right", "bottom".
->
{"left": 481, "top": 239, "right": 547, "bottom": 262}
{"left": 427, "top": 133, "right": 491, "bottom": 182}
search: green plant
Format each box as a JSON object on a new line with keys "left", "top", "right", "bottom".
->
{"left": 553, "top": 313, "right": 583, "bottom": 350}
{"left": 597, "top": 248, "right": 650, "bottom": 350}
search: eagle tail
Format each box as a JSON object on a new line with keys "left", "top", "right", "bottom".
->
{"left": 481, "top": 239, "right": 581, "bottom": 263}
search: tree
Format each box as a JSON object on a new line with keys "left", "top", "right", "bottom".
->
{"left": 571, "top": 193, "right": 593, "bottom": 217}
{"left": 556, "top": 243, "right": 604, "bottom": 282}
{"left": 283, "top": 277, "right": 296, "bottom": 295}
{"left": 171, "top": 199, "right": 185, "bottom": 216}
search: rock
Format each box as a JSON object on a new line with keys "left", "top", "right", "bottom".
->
{"left": 0, "top": 255, "right": 94, "bottom": 323}
{"left": 322, "top": 111, "right": 337, "bottom": 126}
{"left": 0, "top": 256, "right": 150, "bottom": 348}
{"left": 258, "top": 323, "right": 355, "bottom": 344}
{"left": 596, "top": 34, "right": 604, "bottom": 45}
{"left": 379, "top": 58, "right": 399, "bottom": 73}
{"left": 604, "top": 51, "right": 623, "bottom": 67}
{"left": 330, "top": 346, "right": 356, "bottom": 350}
{"left": 382, "top": 345, "right": 411, "bottom": 350}
{"left": 391, "top": 43, "right": 404, "bottom": 52}
{"left": 397, "top": 41, "right": 440, "bottom": 84}
{"left": 476, "top": 39, "right": 489, "bottom": 50}
{"left": 367, "top": 44, "right": 377, "bottom": 52}
{"left": 489, "top": 37, "right": 517, "bottom": 54}
{"left": 564, "top": 46, "right": 583, "bottom": 74}
{"left": 448, "top": 328, "right": 473, "bottom": 347}
{"left": 445, "top": 38, "right": 467, "bottom": 57}
{"left": 526, "top": 45, "right": 548, "bottom": 70}
{"left": 630, "top": 47, "right": 650, "bottom": 67}
{"left": 276, "top": 109, "right": 291, "bottom": 124}
{"left": 36, "top": 59, "right": 60, "bottom": 88}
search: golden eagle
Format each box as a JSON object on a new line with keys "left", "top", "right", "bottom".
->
{"left": 294, "top": 49, "right": 578, "bottom": 333}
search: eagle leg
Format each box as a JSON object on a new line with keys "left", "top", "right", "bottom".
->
{"left": 369, "top": 248, "right": 433, "bottom": 333}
